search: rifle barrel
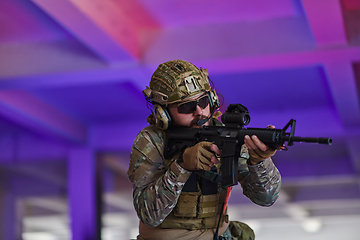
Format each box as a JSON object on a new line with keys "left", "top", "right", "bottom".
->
{"left": 285, "top": 136, "right": 332, "bottom": 145}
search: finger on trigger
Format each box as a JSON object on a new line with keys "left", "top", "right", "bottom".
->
{"left": 211, "top": 155, "right": 219, "bottom": 165}
{"left": 210, "top": 144, "right": 221, "bottom": 156}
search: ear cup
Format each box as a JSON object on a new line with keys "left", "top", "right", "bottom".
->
{"left": 153, "top": 104, "right": 171, "bottom": 130}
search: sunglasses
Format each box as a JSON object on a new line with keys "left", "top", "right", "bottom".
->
{"left": 176, "top": 95, "right": 210, "bottom": 114}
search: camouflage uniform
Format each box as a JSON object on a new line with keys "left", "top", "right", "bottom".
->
{"left": 128, "top": 120, "right": 281, "bottom": 240}
{"left": 128, "top": 59, "right": 281, "bottom": 240}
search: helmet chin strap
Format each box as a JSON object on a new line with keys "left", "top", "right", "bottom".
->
{"left": 197, "top": 108, "right": 217, "bottom": 126}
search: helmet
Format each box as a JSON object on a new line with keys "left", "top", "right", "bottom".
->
{"left": 143, "top": 60, "right": 216, "bottom": 105}
{"left": 143, "top": 60, "right": 220, "bottom": 129}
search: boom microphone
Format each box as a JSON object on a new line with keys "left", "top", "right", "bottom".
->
{"left": 197, "top": 109, "right": 216, "bottom": 126}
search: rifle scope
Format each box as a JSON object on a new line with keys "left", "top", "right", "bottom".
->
{"left": 221, "top": 104, "right": 250, "bottom": 127}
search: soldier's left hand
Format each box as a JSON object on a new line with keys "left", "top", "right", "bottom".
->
{"left": 244, "top": 125, "right": 277, "bottom": 165}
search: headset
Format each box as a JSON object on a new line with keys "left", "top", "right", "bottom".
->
{"left": 153, "top": 104, "right": 172, "bottom": 130}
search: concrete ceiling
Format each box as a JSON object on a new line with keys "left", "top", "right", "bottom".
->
{"left": 0, "top": 0, "right": 360, "bottom": 239}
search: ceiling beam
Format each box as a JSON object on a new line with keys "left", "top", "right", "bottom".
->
{"left": 31, "top": 0, "right": 160, "bottom": 62}
{"left": 31, "top": 0, "right": 132, "bottom": 62}
{"left": 323, "top": 61, "right": 360, "bottom": 127}
{"left": 2, "top": 46, "right": 359, "bottom": 90}
{"left": 194, "top": 45, "right": 360, "bottom": 74}
{"left": 0, "top": 90, "right": 87, "bottom": 143}
{"left": 301, "top": 0, "right": 347, "bottom": 47}
{"left": 0, "top": 63, "right": 150, "bottom": 90}
{"left": 0, "top": 40, "right": 107, "bottom": 79}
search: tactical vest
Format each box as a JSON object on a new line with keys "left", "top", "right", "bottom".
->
{"left": 160, "top": 157, "right": 229, "bottom": 230}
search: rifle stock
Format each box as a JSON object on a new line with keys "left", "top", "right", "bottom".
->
{"left": 164, "top": 104, "right": 332, "bottom": 187}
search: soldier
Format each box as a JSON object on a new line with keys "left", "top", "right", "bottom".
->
{"left": 128, "top": 60, "right": 281, "bottom": 240}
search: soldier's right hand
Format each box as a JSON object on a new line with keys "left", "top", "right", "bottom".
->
{"left": 179, "top": 142, "right": 220, "bottom": 171}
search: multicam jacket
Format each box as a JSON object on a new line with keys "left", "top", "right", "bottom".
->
{"left": 128, "top": 122, "right": 281, "bottom": 229}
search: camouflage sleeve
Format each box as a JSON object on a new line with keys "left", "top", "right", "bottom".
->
{"left": 237, "top": 144, "right": 281, "bottom": 206}
{"left": 128, "top": 126, "right": 191, "bottom": 227}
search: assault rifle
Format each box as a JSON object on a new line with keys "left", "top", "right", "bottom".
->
{"left": 164, "top": 104, "right": 332, "bottom": 188}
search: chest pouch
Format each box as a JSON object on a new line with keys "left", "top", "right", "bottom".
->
{"left": 173, "top": 167, "right": 220, "bottom": 218}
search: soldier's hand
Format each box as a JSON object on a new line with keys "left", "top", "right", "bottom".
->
{"left": 179, "top": 142, "right": 220, "bottom": 171}
{"left": 244, "top": 125, "right": 277, "bottom": 165}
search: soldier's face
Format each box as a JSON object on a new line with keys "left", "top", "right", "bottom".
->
{"left": 168, "top": 94, "right": 211, "bottom": 128}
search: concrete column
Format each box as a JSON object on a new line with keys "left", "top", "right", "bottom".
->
{"left": 0, "top": 175, "right": 23, "bottom": 240}
{"left": 68, "top": 148, "right": 102, "bottom": 240}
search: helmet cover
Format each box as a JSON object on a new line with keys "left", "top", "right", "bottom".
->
{"left": 143, "top": 60, "right": 213, "bottom": 105}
